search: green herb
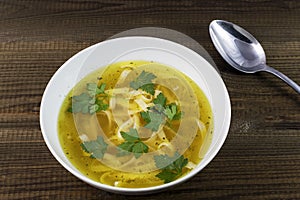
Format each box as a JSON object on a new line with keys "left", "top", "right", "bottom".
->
{"left": 154, "top": 152, "right": 188, "bottom": 183}
{"left": 140, "top": 94, "right": 165, "bottom": 130}
{"left": 164, "top": 103, "right": 177, "bottom": 120}
{"left": 153, "top": 93, "right": 166, "bottom": 107}
{"left": 164, "top": 103, "right": 182, "bottom": 120}
{"left": 140, "top": 110, "right": 165, "bottom": 132}
{"left": 68, "top": 83, "right": 109, "bottom": 114}
{"left": 173, "top": 111, "right": 183, "bottom": 120}
{"left": 140, "top": 93, "right": 182, "bottom": 131}
{"left": 69, "top": 93, "right": 93, "bottom": 114}
{"left": 80, "top": 136, "right": 108, "bottom": 159}
{"left": 130, "top": 71, "right": 156, "bottom": 95}
{"left": 87, "top": 83, "right": 106, "bottom": 96}
{"left": 95, "top": 99, "right": 109, "bottom": 111}
{"left": 140, "top": 84, "right": 155, "bottom": 96}
{"left": 117, "top": 128, "right": 149, "bottom": 158}
{"left": 154, "top": 93, "right": 182, "bottom": 121}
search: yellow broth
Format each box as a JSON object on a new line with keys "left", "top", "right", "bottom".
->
{"left": 58, "top": 60, "right": 213, "bottom": 188}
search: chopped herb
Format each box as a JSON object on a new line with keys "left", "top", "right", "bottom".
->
{"left": 87, "top": 83, "right": 106, "bottom": 96}
{"left": 154, "top": 152, "right": 188, "bottom": 183}
{"left": 140, "top": 92, "right": 182, "bottom": 131}
{"left": 131, "top": 142, "right": 149, "bottom": 159}
{"left": 68, "top": 82, "right": 109, "bottom": 114}
{"left": 89, "top": 104, "right": 100, "bottom": 114}
{"left": 164, "top": 103, "right": 182, "bottom": 121}
{"left": 140, "top": 110, "right": 165, "bottom": 132}
{"left": 155, "top": 169, "right": 178, "bottom": 183}
{"left": 80, "top": 136, "right": 108, "bottom": 159}
{"left": 69, "top": 93, "right": 92, "bottom": 114}
{"left": 140, "top": 83, "right": 155, "bottom": 96}
{"left": 164, "top": 103, "right": 177, "bottom": 120}
{"left": 172, "top": 111, "right": 183, "bottom": 120}
{"left": 117, "top": 128, "right": 149, "bottom": 158}
{"left": 121, "top": 128, "right": 139, "bottom": 142}
{"left": 140, "top": 111, "right": 151, "bottom": 123}
{"left": 95, "top": 99, "right": 109, "bottom": 111}
{"left": 130, "top": 71, "right": 156, "bottom": 95}
{"left": 152, "top": 103, "right": 165, "bottom": 113}
{"left": 154, "top": 93, "right": 182, "bottom": 121}
{"left": 153, "top": 93, "right": 166, "bottom": 107}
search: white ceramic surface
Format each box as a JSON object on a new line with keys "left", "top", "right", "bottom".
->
{"left": 40, "top": 36, "right": 231, "bottom": 194}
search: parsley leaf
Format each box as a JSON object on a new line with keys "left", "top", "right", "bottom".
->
{"left": 95, "top": 99, "right": 109, "bottom": 111}
{"left": 89, "top": 104, "right": 100, "bottom": 114}
{"left": 71, "top": 93, "right": 92, "bottom": 114}
{"left": 164, "top": 103, "right": 182, "bottom": 121}
{"left": 154, "top": 152, "right": 188, "bottom": 183}
{"left": 87, "top": 83, "right": 106, "bottom": 96}
{"left": 172, "top": 111, "right": 183, "bottom": 120}
{"left": 140, "top": 110, "right": 165, "bottom": 132}
{"left": 117, "top": 128, "right": 149, "bottom": 158}
{"left": 130, "top": 71, "right": 156, "bottom": 95}
{"left": 154, "top": 154, "right": 175, "bottom": 169}
{"left": 155, "top": 170, "right": 178, "bottom": 183}
{"left": 80, "top": 136, "right": 108, "bottom": 159}
{"left": 132, "top": 142, "right": 148, "bottom": 159}
{"left": 140, "top": 83, "right": 155, "bottom": 95}
{"left": 140, "top": 92, "right": 182, "bottom": 131}
{"left": 117, "top": 142, "right": 134, "bottom": 157}
{"left": 164, "top": 103, "right": 177, "bottom": 120}
{"left": 121, "top": 128, "right": 139, "bottom": 142}
{"left": 140, "top": 111, "right": 151, "bottom": 123}
{"left": 153, "top": 93, "right": 166, "bottom": 107}
{"left": 68, "top": 83, "right": 109, "bottom": 114}
{"left": 140, "top": 93, "right": 181, "bottom": 131}
{"left": 153, "top": 93, "right": 182, "bottom": 121}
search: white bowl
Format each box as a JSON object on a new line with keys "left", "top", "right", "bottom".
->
{"left": 40, "top": 36, "right": 231, "bottom": 194}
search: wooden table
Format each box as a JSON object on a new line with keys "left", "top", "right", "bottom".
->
{"left": 1, "top": 1, "right": 299, "bottom": 199}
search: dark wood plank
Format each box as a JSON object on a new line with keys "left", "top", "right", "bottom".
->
{"left": 0, "top": 0, "right": 299, "bottom": 199}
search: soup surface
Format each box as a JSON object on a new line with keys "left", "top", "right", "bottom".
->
{"left": 58, "top": 60, "right": 213, "bottom": 188}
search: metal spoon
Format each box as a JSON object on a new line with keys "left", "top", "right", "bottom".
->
{"left": 209, "top": 19, "right": 300, "bottom": 94}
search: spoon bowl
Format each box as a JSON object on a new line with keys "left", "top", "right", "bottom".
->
{"left": 209, "top": 20, "right": 300, "bottom": 93}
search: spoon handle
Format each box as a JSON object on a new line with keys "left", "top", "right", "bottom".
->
{"left": 262, "top": 64, "right": 300, "bottom": 94}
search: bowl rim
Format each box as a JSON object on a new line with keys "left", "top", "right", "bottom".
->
{"left": 40, "top": 36, "right": 231, "bottom": 194}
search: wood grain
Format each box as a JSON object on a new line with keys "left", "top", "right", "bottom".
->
{"left": 0, "top": 0, "right": 299, "bottom": 199}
